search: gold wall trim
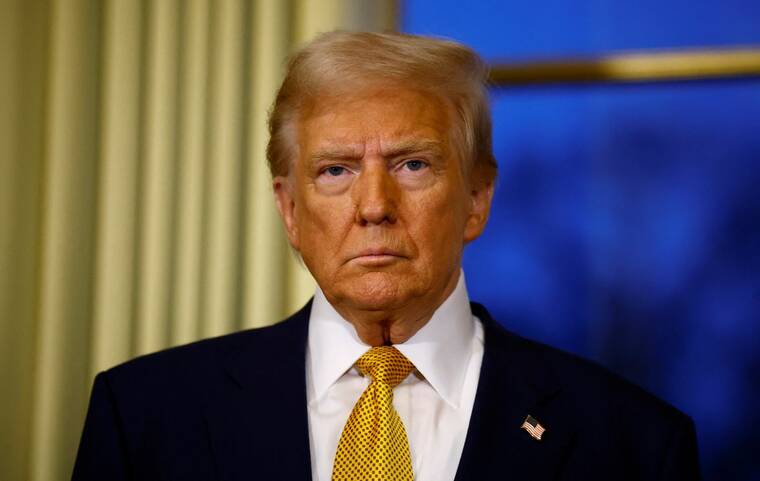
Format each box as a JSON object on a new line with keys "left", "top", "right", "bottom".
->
{"left": 489, "top": 47, "right": 760, "bottom": 86}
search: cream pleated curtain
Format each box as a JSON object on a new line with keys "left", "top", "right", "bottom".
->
{"left": 0, "top": 1, "right": 396, "bottom": 480}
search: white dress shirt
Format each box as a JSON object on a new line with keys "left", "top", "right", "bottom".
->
{"left": 306, "top": 272, "right": 485, "bottom": 481}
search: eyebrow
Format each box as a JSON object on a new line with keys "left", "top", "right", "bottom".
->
{"left": 309, "top": 139, "right": 445, "bottom": 164}
{"left": 309, "top": 147, "right": 363, "bottom": 164}
{"left": 383, "top": 139, "right": 444, "bottom": 159}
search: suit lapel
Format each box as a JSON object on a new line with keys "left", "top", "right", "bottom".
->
{"left": 204, "top": 302, "right": 313, "bottom": 481}
{"left": 202, "top": 300, "right": 577, "bottom": 481}
{"left": 454, "top": 303, "right": 576, "bottom": 481}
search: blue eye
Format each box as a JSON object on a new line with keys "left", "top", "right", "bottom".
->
{"left": 325, "top": 166, "right": 346, "bottom": 176}
{"left": 404, "top": 160, "right": 425, "bottom": 171}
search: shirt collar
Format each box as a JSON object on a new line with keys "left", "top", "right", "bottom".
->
{"left": 307, "top": 287, "right": 369, "bottom": 404}
{"left": 307, "top": 271, "right": 476, "bottom": 409}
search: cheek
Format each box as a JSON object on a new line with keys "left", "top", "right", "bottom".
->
{"left": 406, "top": 190, "right": 468, "bottom": 264}
{"left": 295, "top": 191, "right": 353, "bottom": 255}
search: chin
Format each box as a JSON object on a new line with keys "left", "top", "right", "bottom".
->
{"left": 339, "top": 271, "right": 412, "bottom": 311}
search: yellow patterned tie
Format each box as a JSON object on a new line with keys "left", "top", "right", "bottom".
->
{"left": 331, "top": 346, "right": 415, "bottom": 481}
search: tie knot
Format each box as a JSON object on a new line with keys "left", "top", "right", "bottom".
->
{"left": 356, "top": 346, "right": 414, "bottom": 388}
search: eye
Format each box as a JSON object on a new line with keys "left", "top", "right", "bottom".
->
{"left": 402, "top": 160, "right": 427, "bottom": 172}
{"left": 324, "top": 165, "right": 347, "bottom": 176}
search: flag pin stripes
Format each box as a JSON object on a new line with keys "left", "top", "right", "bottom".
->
{"left": 521, "top": 415, "right": 546, "bottom": 441}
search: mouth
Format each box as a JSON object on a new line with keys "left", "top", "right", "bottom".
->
{"left": 349, "top": 248, "right": 407, "bottom": 266}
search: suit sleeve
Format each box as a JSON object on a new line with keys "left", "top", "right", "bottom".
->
{"left": 71, "top": 372, "right": 131, "bottom": 481}
{"left": 659, "top": 414, "right": 701, "bottom": 481}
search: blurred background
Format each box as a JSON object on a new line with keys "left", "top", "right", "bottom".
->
{"left": 0, "top": 0, "right": 757, "bottom": 480}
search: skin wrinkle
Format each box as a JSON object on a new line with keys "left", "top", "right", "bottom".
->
{"left": 273, "top": 86, "right": 494, "bottom": 346}
{"left": 309, "top": 139, "right": 446, "bottom": 166}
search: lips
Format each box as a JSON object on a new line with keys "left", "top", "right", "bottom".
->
{"left": 347, "top": 247, "right": 408, "bottom": 265}
{"left": 354, "top": 248, "right": 405, "bottom": 258}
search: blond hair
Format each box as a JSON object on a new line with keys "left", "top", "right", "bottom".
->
{"left": 266, "top": 31, "right": 497, "bottom": 183}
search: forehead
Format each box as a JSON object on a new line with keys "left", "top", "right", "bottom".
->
{"left": 297, "top": 87, "right": 453, "bottom": 158}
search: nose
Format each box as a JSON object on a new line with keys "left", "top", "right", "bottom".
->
{"left": 353, "top": 163, "right": 398, "bottom": 225}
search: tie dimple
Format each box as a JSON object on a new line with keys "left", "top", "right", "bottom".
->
{"left": 356, "top": 345, "right": 415, "bottom": 387}
{"left": 331, "top": 346, "right": 415, "bottom": 481}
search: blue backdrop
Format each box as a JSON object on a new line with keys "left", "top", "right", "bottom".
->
{"left": 402, "top": 1, "right": 760, "bottom": 480}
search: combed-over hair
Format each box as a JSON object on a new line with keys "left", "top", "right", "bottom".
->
{"left": 266, "top": 31, "right": 497, "bottom": 183}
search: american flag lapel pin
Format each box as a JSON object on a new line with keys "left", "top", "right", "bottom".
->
{"left": 521, "top": 415, "right": 546, "bottom": 441}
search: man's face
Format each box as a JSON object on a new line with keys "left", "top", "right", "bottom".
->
{"left": 273, "top": 86, "right": 493, "bottom": 316}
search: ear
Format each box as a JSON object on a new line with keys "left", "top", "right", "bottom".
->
{"left": 273, "top": 175, "right": 301, "bottom": 251}
{"left": 463, "top": 177, "right": 494, "bottom": 244}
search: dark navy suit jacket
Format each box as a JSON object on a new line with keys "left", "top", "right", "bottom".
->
{"left": 72, "top": 301, "right": 700, "bottom": 480}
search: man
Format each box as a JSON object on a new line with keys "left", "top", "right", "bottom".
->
{"left": 72, "top": 32, "right": 699, "bottom": 481}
